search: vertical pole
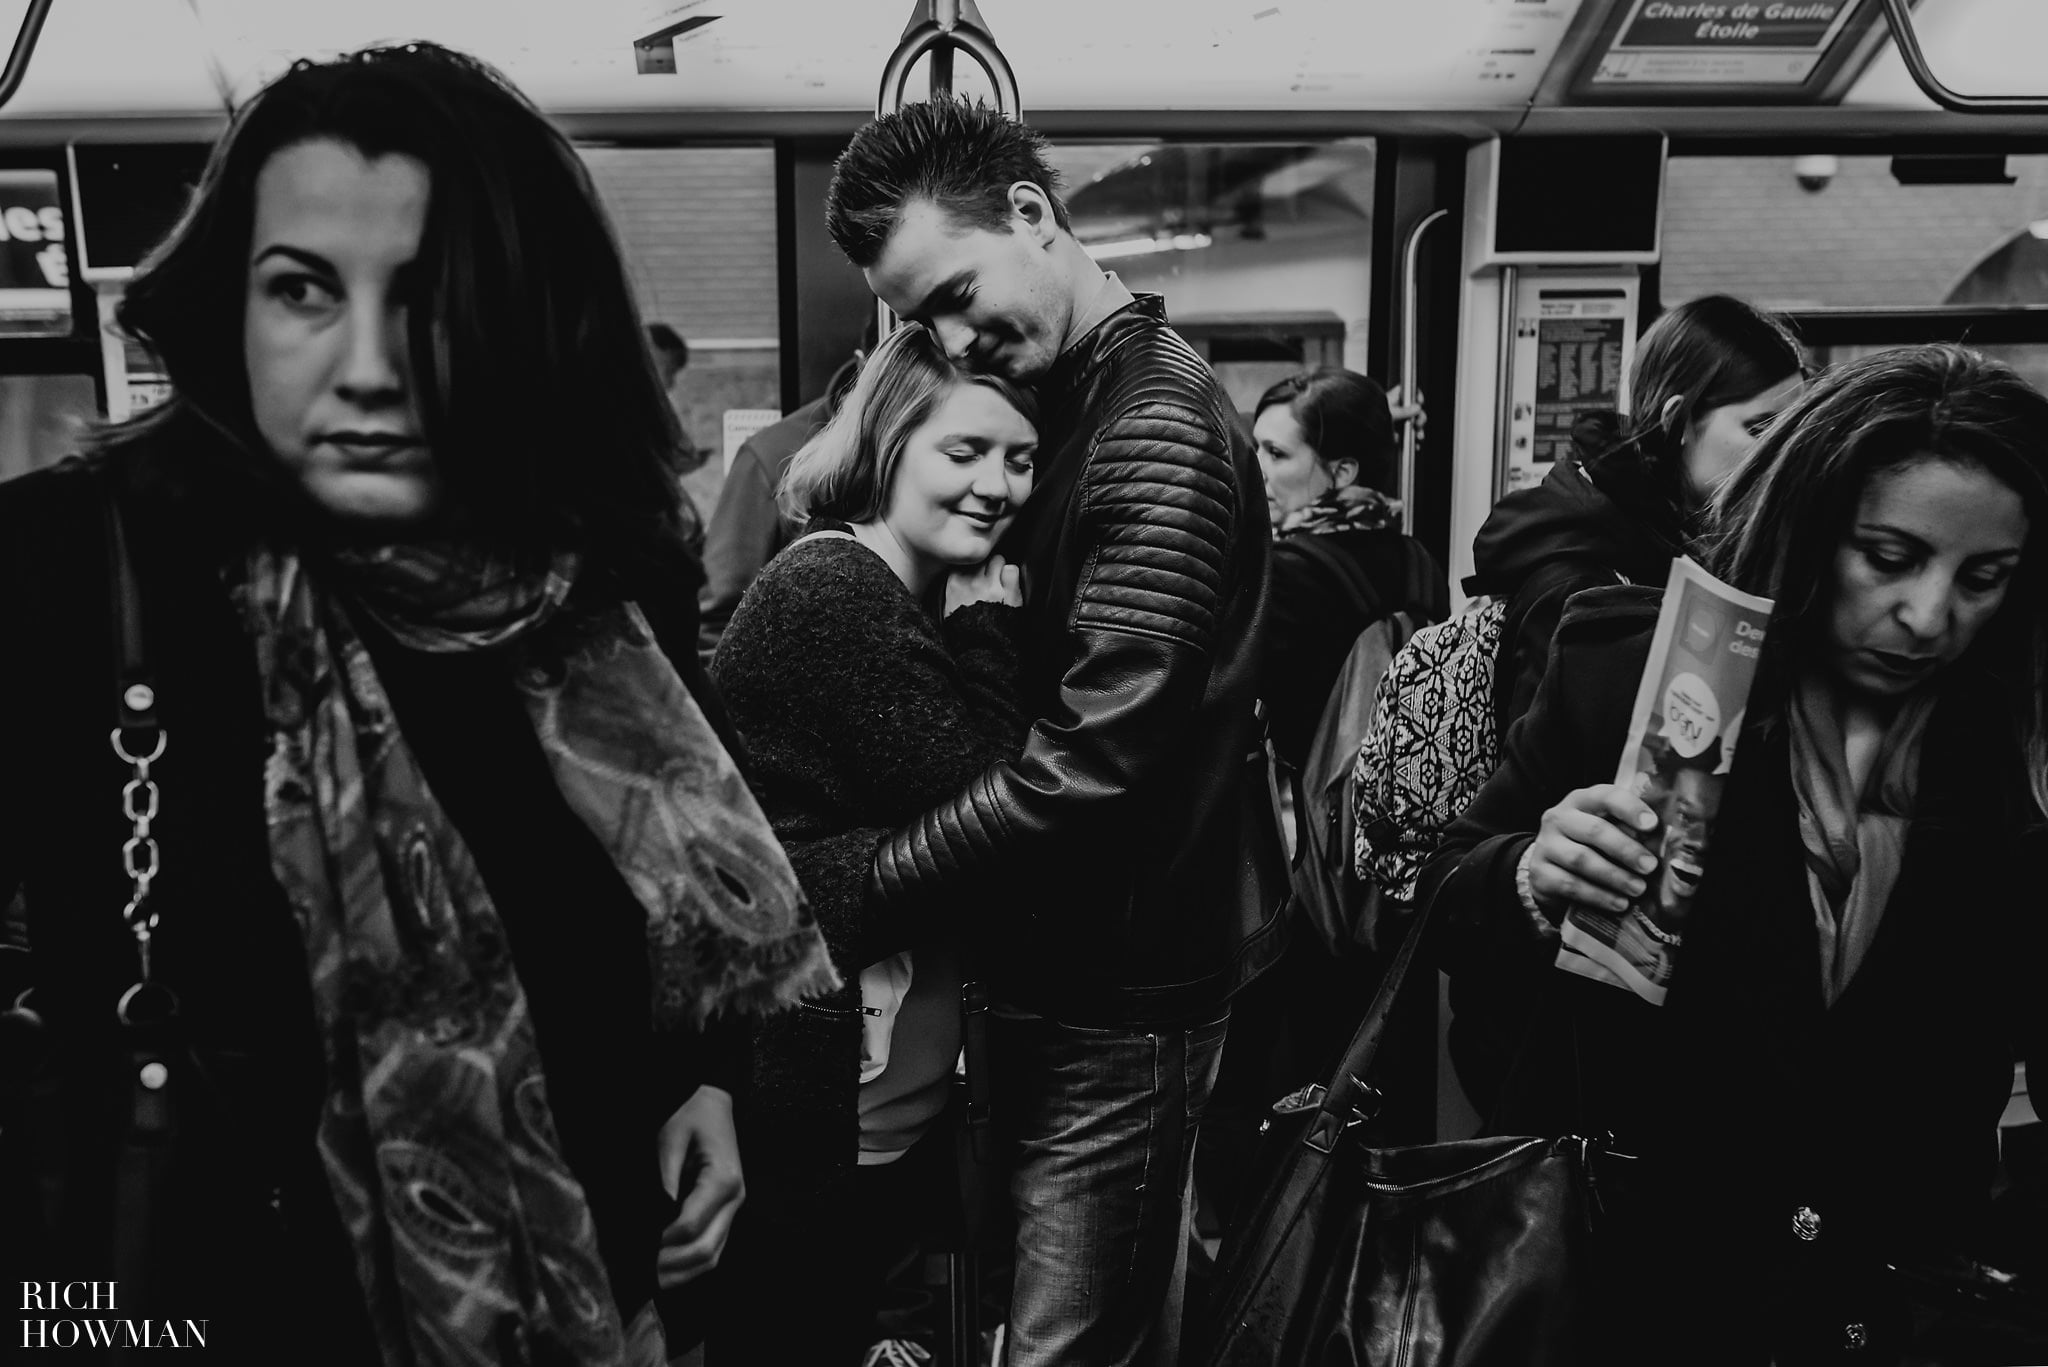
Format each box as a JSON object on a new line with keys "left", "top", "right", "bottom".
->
{"left": 1493, "top": 264, "right": 1520, "bottom": 504}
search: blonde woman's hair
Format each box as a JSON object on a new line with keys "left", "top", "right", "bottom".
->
{"left": 779, "top": 324, "right": 1040, "bottom": 526}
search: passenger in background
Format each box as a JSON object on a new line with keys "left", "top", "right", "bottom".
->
{"left": 1196, "top": 367, "right": 1449, "bottom": 1232}
{"left": 1445, "top": 296, "right": 1804, "bottom": 1115}
{"left": 648, "top": 321, "right": 710, "bottom": 556}
{"left": 647, "top": 321, "right": 704, "bottom": 470}
{"left": 1421, "top": 345, "right": 2047, "bottom": 1366}
{"left": 0, "top": 45, "right": 837, "bottom": 1364}
{"left": 697, "top": 333, "right": 868, "bottom": 662}
{"left": 708, "top": 323, "right": 1036, "bottom": 1365}
{"left": 1254, "top": 367, "right": 1446, "bottom": 769}
{"left": 1465, "top": 293, "right": 1805, "bottom": 733}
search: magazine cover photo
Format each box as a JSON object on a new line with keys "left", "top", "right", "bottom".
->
{"left": 1556, "top": 558, "right": 1773, "bottom": 1004}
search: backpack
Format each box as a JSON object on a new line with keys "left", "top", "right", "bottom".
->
{"left": 1349, "top": 597, "right": 1510, "bottom": 905}
{"left": 1283, "top": 610, "right": 1423, "bottom": 956}
{"left": 1267, "top": 533, "right": 1434, "bottom": 957}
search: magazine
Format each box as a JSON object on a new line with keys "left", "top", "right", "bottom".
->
{"left": 1554, "top": 557, "right": 1773, "bottom": 1005}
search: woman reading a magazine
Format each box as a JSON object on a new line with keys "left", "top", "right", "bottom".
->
{"left": 1420, "top": 344, "right": 2047, "bottom": 1366}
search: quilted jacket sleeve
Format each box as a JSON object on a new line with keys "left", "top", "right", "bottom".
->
{"left": 868, "top": 396, "right": 1237, "bottom": 926}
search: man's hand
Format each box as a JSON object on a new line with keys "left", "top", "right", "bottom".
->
{"left": 656, "top": 1084, "right": 745, "bottom": 1289}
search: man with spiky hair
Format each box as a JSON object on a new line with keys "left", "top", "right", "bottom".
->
{"left": 822, "top": 100, "right": 1282, "bottom": 1365}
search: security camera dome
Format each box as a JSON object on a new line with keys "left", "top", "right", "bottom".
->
{"left": 1793, "top": 154, "right": 1839, "bottom": 193}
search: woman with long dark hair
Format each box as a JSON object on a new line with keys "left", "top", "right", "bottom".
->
{"left": 1465, "top": 293, "right": 1806, "bottom": 731}
{"left": 0, "top": 44, "right": 834, "bottom": 1364}
{"left": 1421, "top": 344, "right": 2047, "bottom": 1365}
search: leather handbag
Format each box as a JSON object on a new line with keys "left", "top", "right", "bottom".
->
{"left": 1199, "top": 866, "right": 1618, "bottom": 1367}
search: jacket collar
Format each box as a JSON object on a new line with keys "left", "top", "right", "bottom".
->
{"left": 1039, "top": 292, "right": 1169, "bottom": 406}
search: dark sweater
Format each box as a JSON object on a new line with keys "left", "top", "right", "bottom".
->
{"left": 710, "top": 530, "right": 1027, "bottom": 1189}
{"left": 0, "top": 449, "right": 742, "bottom": 1356}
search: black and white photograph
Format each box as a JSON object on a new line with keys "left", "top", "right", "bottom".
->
{"left": 0, "top": 3, "right": 2043, "bottom": 1365}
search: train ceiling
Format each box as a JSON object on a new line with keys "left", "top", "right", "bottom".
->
{"left": 0, "top": 0, "right": 2044, "bottom": 137}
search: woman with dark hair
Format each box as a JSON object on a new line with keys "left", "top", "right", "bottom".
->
{"left": 1420, "top": 344, "right": 2047, "bottom": 1365}
{"left": 1466, "top": 293, "right": 1806, "bottom": 732}
{"left": 1251, "top": 367, "right": 1445, "bottom": 768}
{"left": 0, "top": 44, "right": 836, "bottom": 1364}
{"left": 709, "top": 323, "right": 1038, "bottom": 1364}
{"left": 1197, "top": 369, "right": 1446, "bottom": 1231}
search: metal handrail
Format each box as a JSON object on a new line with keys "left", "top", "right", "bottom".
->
{"left": 874, "top": 0, "right": 1022, "bottom": 339}
{"left": 0, "top": 0, "right": 54, "bottom": 113}
{"left": 1397, "top": 209, "right": 1447, "bottom": 536}
{"left": 1877, "top": 0, "right": 2048, "bottom": 116}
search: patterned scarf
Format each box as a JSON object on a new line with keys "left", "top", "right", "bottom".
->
{"left": 237, "top": 544, "right": 838, "bottom": 1367}
{"left": 1787, "top": 675, "right": 1933, "bottom": 1007}
{"left": 1278, "top": 485, "right": 1402, "bottom": 538}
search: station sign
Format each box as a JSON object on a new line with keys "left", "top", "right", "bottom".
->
{"left": 0, "top": 170, "right": 73, "bottom": 336}
{"left": 1594, "top": 0, "right": 1859, "bottom": 85}
{"left": 1571, "top": 0, "right": 1887, "bottom": 102}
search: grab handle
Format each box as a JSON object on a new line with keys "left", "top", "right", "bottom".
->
{"left": 874, "top": 0, "right": 1023, "bottom": 339}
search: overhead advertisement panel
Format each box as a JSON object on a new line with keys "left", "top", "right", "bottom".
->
{"left": 1572, "top": 0, "right": 1887, "bottom": 102}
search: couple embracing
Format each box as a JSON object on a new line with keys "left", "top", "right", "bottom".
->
{"left": 708, "top": 102, "right": 1282, "bottom": 1365}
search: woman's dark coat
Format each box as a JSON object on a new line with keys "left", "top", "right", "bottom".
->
{"left": 1263, "top": 525, "right": 1444, "bottom": 770}
{"left": 1417, "top": 587, "right": 2047, "bottom": 1366}
{"left": 1463, "top": 440, "right": 1685, "bottom": 732}
{"left": 0, "top": 448, "right": 743, "bottom": 1358}
{"left": 708, "top": 531, "right": 1027, "bottom": 1193}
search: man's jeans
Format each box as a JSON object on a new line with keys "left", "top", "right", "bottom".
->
{"left": 990, "top": 1007, "right": 1230, "bottom": 1367}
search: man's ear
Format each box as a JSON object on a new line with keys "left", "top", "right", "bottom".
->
{"left": 1010, "top": 182, "right": 1060, "bottom": 246}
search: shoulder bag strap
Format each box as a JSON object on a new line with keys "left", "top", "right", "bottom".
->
{"left": 1303, "top": 860, "right": 1454, "bottom": 1152}
{"left": 87, "top": 464, "right": 183, "bottom": 1326}
{"left": 784, "top": 527, "right": 859, "bottom": 553}
{"left": 95, "top": 463, "right": 163, "bottom": 751}
{"left": 89, "top": 461, "right": 167, "bottom": 978}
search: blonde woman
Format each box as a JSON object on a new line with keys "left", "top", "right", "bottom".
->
{"left": 709, "top": 323, "right": 1038, "bottom": 1364}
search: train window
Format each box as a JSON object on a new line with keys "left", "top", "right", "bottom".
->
{"left": 0, "top": 374, "right": 97, "bottom": 483}
{"left": 1662, "top": 153, "right": 2048, "bottom": 311}
{"left": 579, "top": 144, "right": 780, "bottom": 525}
{"left": 1814, "top": 340, "right": 2048, "bottom": 400}
{"left": 1049, "top": 139, "right": 1375, "bottom": 418}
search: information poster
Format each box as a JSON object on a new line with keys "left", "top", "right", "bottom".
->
{"left": 0, "top": 170, "right": 72, "bottom": 337}
{"left": 722, "top": 407, "right": 782, "bottom": 473}
{"left": 1591, "top": 0, "right": 1861, "bottom": 86}
{"left": 1505, "top": 275, "right": 1637, "bottom": 493}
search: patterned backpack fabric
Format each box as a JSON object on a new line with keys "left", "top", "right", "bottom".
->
{"left": 1350, "top": 598, "right": 1509, "bottom": 903}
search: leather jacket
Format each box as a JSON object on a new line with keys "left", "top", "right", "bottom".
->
{"left": 868, "top": 296, "right": 1288, "bottom": 1026}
